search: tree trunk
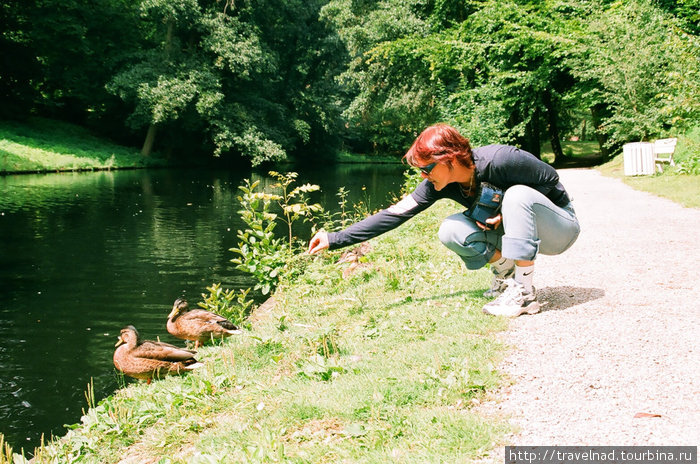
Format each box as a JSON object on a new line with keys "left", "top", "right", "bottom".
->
{"left": 141, "top": 124, "right": 157, "bottom": 157}
{"left": 590, "top": 104, "right": 610, "bottom": 159}
{"left": 543, "top": 90, "right": 564, "bottom": 163}
{"left": 139, "top": 18, "right": 172, "bottom": 159}
{"left": 525, "top": 106, "right": 542, "bottom": 159}
{"left": 580, "top": 118, "right": 587, "bottom": 141}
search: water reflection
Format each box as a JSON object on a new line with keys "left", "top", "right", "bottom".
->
{"left": 0, "top": 162, "right": 407, "bottom": 452}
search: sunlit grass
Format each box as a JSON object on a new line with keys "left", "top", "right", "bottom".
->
{"left": 28, "top": 200, "right": 510, "bottom": 463}
{"left": 597, "top": 128, "right": 700, "bottom": 209}
{"left": 540, "top": 140, "right": 601, "bottom": 164}
{"left": 0, "top": 117, "right": 162, "bottom": 173}
{"left": 598, "top": 156, "right": 700, "bottom": 208}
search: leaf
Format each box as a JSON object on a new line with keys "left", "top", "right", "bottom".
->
{"left": 634, "top": 412, "right": 662, "bottom": 418}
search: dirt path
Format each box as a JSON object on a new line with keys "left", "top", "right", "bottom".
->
{"left": 481, "top": 168, "right": 700, "bottom": 449}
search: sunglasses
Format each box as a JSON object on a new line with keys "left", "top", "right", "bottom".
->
{"left": 417, "top": 162, "right": 437, "bottom": 175}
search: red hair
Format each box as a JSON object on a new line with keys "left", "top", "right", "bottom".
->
{"left": 404, "top": 124, "right": 474, "bottom": 169}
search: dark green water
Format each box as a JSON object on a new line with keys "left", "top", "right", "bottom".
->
{"left": 0, "top": 163, "right": 406, "bottom": 453}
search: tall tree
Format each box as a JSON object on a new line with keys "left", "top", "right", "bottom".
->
{"left": 108, "top": 0, "right": 344, "bottom": 163}
{"left": 568, "top": 0, "right": 700, "bottom": 150}
{"left": 0, "top": 0, "right": 141, "bottom": 125}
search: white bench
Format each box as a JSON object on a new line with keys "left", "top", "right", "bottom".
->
{"left": 653, "top": 137, "right": 677, "bottom": 172}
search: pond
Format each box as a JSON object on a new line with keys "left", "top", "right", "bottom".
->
{"left": 0, "top": 162, "right": 407, "bottom": 453}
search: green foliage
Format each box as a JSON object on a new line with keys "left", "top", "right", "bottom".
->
{"left": 316, "top": 186, "right": 353, "bottom": 232}
{"left": 674, "top": 127, "right": 700, "bottom": 175}
{"left": 323, "top": 0, "right": 698, "bottom": 161}
{"left": 268, "top": 171, "right": 323, "bottom": 250}
{"left": 569, "top": 0, "right": 700, "bottom": 147}
{"left": 229, "top": 179, "right": 290, "bottom": 295}
{"left": 230, "top": 171, "right": 325, "bottom": 295}
{"left": 399, "top": 167, "right": 423, "bottom": 197}
{"left": 320, "top": 0, "right": 435, "bottom": 151}
{"left": 198, "top": 283, "right": 254, "bottom": 325}
{"left": 3, "top": 0, "right": 698, "bottom": 165}
{"left": 3, "top": 0, "right": 345, "bottom": 164}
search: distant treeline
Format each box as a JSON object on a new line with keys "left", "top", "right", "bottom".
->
{"left": 1, "top": 0, "right": 698, "bottom": 164}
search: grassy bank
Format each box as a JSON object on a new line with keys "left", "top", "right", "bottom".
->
{"left": 7, "top": 199, "right": 509, "bottom": 463}
{"left": 0, "top": 118, "right": 162, "bottom": 174}
{"left": 597, "top": 128, "right": 700, "bottom": 209}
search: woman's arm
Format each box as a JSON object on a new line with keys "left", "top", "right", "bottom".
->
{"left": 321, "top": 179, "right": 440, "bottom": 251}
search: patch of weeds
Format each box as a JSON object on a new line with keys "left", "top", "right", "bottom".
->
{"left": 283, "top": 402, "right": 326, "bottom": 423}
{"left": 401, "top": 317, "right": 438, "bottom": 340}
{"left": 362, "top": 315, "right": 382, "bottom": 340}
{"left": 349, "top": 267, "right": 378, "bottom": 283}
{"left": 384, "top": 270, "right": 402, "bottom": 291}
{"left": 305, "top": 327, "right": 342, "bottom": 358}
{"left": 378, "top": 382, "right": 427, "bottom": 407}
{"left": 242, "top": 425, "right": 288, "bottom": 463}
{"left": 276, "top": 315, "right": 288, "bottom": 332}
{"left": 351, "top": 405, "right": 372, "bottom": 421}
{"left": 248, "top": 338, "right": 286, "bottom": 370}
{"left": 296, "top": 354, "right": 346, "bottom": 382}
{"left": 198, "top": 283, "right": 253, "bottom": 325}
{"left": 0, "top": 434, "right": 16, "bottom": 464}
{"left": 347, "top": 303, "right": 365, "bottom": 316}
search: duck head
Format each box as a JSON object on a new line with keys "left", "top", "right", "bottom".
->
{"left": 168, "top": 298, "right": 189, "bottom": 321}
{"left": 115, "top": 325, "right": 139, "bottom": 348}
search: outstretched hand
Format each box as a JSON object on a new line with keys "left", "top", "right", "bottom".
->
{"left": 307, "top": 231, "right": 329, "bottom": 254}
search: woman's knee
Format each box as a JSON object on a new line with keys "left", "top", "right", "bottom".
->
{"left": 438, "top": 213, "right": 471, "bottom": 247}
{"left": 502, "top": 184, "right": 536, "bottom": 215}
{"left": 438, "top": 216, "right": 499, "bottom": 269}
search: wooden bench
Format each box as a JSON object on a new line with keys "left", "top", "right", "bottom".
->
{"left": 653, "top": 138, "right": 677, "bottom": 172}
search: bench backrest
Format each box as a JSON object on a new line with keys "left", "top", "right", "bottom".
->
{"left": 653, "top": 138, "right": 677, "bottom": 155}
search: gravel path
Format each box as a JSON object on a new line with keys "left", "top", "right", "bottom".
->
{"left": 481, "top": 168, "right": 700, "bottom": 450}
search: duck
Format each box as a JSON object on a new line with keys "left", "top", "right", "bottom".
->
{"left": 167, "top": 297, "right": 242, "bottom": 348}
{"left": 113, "top": 325, "right": 204, "bottom": 384}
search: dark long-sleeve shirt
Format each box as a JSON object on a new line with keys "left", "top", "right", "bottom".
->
{"left": 328, "top": 144, "right": 571, "bottom": 250}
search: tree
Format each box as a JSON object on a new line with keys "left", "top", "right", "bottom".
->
{"left": 0, "top": 0, "right": 141, "bottom": 125}
{"left": 107, "top": 0, "right": 345, "bottom": 164}
{"left": 568, "top": 0, "right": 700, "bottom": 150}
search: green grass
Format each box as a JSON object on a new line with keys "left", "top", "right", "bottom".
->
{"left": 597, "top": 127, "right": 700, "bottom": 209}
{"left": 0, "top": 118, "right": 163, "bottom": 173}
{"left": 540, "top": 140, "right": 601, "bottom": 164}
{"left": 334, "top": 150, "right": 403, "bottom": 164}
{"left": 22, "top": 200, "right": 510, "bottom": 463}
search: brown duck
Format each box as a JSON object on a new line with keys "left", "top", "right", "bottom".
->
{"left": 113, "top": 325, "right": 203, "bottom": 384}
{"left": 167, "top": 298, "right": 242, "bottom": 348}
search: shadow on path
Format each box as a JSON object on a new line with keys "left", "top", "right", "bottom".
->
{"left": 536, "top": 286, "right": 605, "bottom": 313}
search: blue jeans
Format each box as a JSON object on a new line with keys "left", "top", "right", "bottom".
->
{"left": 438, "top": 184, "right": 580, "bottom": 270}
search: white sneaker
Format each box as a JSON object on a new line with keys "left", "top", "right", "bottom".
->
{"left": 482, "top": 279, "right": 540, "bottom": 317}
{"left": 483, "top": 266, "right": 515, "bottom": 298}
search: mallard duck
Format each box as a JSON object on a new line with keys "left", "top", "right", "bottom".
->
{"left": 113, "top": 325, "right": 203, "bottom": 384}
{"left": 167, "top": 298, "right": 242, "bottom": 348}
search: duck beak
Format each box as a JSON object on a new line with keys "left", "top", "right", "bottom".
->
{"left": 115, "top": 335, "right": 125, "bottom": 347}
{"left": 167, "top": 308, "right": 178, "bottom": 320}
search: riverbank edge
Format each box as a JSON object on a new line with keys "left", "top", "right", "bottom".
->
{"left": 0, "top": 118, "right": 407, "bottom": 176}
{"left": 19, "top": 199, "right": 510, "bottom": 463}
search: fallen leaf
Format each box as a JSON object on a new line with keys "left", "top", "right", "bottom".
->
{"left": 634, "top": 412, "right": 661, "bottom": 418}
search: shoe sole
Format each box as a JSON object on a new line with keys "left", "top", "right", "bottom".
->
{"left": 482, "top": 300, "right": 543, "bottom": 317}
